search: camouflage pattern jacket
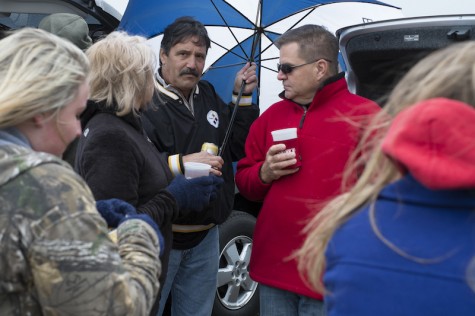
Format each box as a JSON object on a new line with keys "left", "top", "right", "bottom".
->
{"left": 0, "top": 128, "right": 161, "bottom": 315}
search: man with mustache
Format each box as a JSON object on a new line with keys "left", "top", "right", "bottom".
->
{"left": 142, "top": 16, "right": 259, "bottom": 316}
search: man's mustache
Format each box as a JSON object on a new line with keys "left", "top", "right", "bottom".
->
{"left": 180, "top": 68, "right": 200, "bottom": 77}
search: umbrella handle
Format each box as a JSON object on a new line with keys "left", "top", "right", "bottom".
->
{"left": 218, "top": 79, "right": 246, "bottom": 157}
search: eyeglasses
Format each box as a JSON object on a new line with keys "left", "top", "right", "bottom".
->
{"left": 277, "top": 58, "right": 332, "bottom": 75}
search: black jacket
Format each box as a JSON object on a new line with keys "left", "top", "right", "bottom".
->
{"left": 75, "top": 101, "right": 177, "bottom": 307}
{"left": 143, "top": 78, "right": 259, "bottom": 249}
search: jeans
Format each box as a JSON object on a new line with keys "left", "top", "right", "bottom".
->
{"left": 158, "top": 226, "right": 219, "bottom": 316}
{"left": 259, "top": 284, "right": 326, "bottom": 316}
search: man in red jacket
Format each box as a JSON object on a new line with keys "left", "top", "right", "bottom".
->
{"left": 235, "top": 25, "right": 380, "bottom": 316}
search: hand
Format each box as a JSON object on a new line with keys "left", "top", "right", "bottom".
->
{"left": 183, "top": 151, "right": 224, "bottom": 176}
{"left": 166, "top": 174, "right": 225, "bottom": 212}
{"left": 119, "top": 214, "right": 165, "bottom": 257}
{"left": 96, "top": 198, "right": 137, "bottom": 228}
{"left": 259, "top": 144, "right": 299, "bottom": 184}
{"left": 234, "top": 62, "right": 258, "bottom": 95}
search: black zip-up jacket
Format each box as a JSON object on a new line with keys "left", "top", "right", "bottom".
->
{"left": 75, "top": 101, "right": 178, "bottom": 313}
{"left": 143, "top": 78, "right": 259, "bottom": 249}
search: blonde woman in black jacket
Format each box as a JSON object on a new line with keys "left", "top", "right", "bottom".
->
{"left": 75, "top": 31, "right": 223, "bottom": 315}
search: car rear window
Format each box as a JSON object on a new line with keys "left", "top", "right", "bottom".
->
{"left": 0, "top": 11, "right": 101, "bottom": 31}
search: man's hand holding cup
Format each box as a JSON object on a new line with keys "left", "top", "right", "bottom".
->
{"left": 259, "top": 128, "right": 301, "bottom": 183}
{"left": 271, "top": 127, "right": 301, "bottom": 168}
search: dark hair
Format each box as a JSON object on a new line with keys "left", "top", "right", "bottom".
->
{"left": 275, "top": 24, "right": 339, "bottom": 75}
{"left": 161, "top": 16, "right": 211, "bottom": 56}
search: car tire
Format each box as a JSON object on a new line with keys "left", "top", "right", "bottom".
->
{"left": 213, "top": 211, "right": 259, "bottom": 316}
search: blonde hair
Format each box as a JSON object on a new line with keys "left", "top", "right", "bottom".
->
{"left": 86, "top": 31, "right": 156, "bottom": 116}
{"left": 0, "top": 28, "right": 89, "bottom": 128}
{"left": 297, "top": 41, "right": 475, "bottom": 293}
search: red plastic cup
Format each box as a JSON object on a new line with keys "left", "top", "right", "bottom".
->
{"left": 271, "top": 128, "right": 301, "bottom": 167}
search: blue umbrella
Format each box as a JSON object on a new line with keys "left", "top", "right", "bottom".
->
{"left": 119, "top": 0, "right": 402, "bottom": 112}
{"left": 120, "top": 0, "right": 403, "bottom": 168}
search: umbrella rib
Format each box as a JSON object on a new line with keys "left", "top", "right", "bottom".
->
{"left": 207, "top": 62, "right": 248, "bottom": 71}
{"left": 260, "top": 56, "right": 279, "bottom": 62}
{"left": 259, "top": 33, "right": 284, "bottom": 59}
{"left": 277, "top": 6, "right": 317, "bottom": 34}
{"left": 215, "top": 0, "right": 264, "bottom": 156}
{"left": 261, "top": 64, "right": 278, "bottom": 73}
{"left": 210, "top": 39, "right": 248, "bottom": 61}
{"left": 255, "top": 6, "right": 318, "bottom": 62}
{"left": 248, "top": 0, "right": 263, "bottom": 62}
{"left": 251, "top": 31, "right": 281, "bottom": 63}
{"left": 210, "top": 0, "right": 249, "bottom": 60}
{"left": 206, "top": 30, "right": 271, "bottom": 74}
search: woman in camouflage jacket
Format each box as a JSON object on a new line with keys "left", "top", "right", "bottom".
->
{"left": 0, "top": 28, "right": 161, "bottom": 315}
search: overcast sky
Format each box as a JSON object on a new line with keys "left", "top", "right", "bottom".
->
{"left": 384, "top": 0, "right": 475, "bottom": 17}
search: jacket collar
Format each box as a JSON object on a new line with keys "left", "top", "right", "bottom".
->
{"left": 81, "top": 100, "right": 143, "bottom": 132}
{"left": 278, "top": 72, "right": 346, "bottom": 106}
{"left": 380, "top": 174, "right": 475, "bottom": 209}
{"left": 0, "top": 127, "right": 31, "bottom": 148}
{"left": 155, "top": 69, "right": 200, "bottom": 101}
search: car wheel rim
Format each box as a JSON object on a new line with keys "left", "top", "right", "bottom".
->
{"left": 217, "top": 235, "right": 257, "bottom": 310}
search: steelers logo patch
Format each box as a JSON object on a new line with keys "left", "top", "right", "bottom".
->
{"left": 207, "top": 110, "right": 219, "bottom": 128}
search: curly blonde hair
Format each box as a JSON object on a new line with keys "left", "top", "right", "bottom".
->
{"left": 86, "top": 31, "right": 156, "bottom": 116}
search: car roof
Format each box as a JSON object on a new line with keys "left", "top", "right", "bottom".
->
{"left": 95, "top": 0, "right": 127, "bottom": 20}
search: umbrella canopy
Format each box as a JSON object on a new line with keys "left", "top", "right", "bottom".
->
{"left": 120, "top": 0, "right": 403, "bottom": 112}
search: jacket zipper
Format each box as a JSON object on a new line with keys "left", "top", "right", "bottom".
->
{"left": 299, "top": 105, "right": 308, "bottom": 129}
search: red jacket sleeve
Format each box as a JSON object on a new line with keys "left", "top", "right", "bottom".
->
{"left": 235, "top": 117, "right": 272, "bottom": 201}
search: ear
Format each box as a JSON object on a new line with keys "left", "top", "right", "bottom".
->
{"left": 159, "top": 49, "right": 167, "bottom": 66}
{"left": 32, "top": 113, "right": 47, "bottom": 127}
{"left": 314, "top": 59, "right": 329, "bottom": 81}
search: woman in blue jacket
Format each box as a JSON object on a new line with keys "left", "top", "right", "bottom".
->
{"left": 298, "top": 41, "right": 475, "bottom": 315}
